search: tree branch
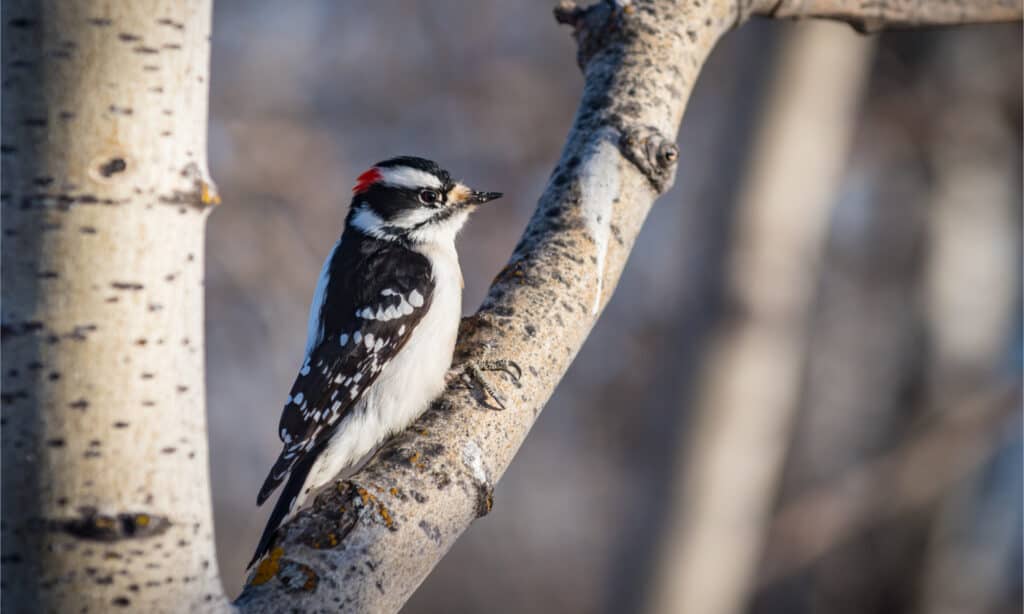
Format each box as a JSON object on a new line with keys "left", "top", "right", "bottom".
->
{"left": 234, "top": 0, "right": 1021, "bottom": 611}
{"left": 748, "top": 0, "right": 1022, "bottom": 32}
{"left": 235, "top": 0, "right": 728, "bottom": 610}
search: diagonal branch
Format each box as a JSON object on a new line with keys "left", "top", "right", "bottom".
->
{"left": 233, "top": 0, "right": 1021, "bottom": 611}
{"left": 235, "top": 0, "right": 722, "bottom": 610}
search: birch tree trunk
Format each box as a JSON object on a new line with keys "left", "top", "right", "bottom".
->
{"left": 1, "top": 2, "right": 228, "bottom": 612}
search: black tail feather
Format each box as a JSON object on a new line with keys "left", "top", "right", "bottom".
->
{"left": 258, "top": 447, "right": 304, "bottom": 506}
{"left": 248, "top": 443, "right": 323, "bottom": 570}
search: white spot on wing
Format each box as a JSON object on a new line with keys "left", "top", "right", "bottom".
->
{"left": 339, "top": 333, "right": 349, "bottom": 346}
{"left": 408, "top": 290, "right": 424, "bottom": 307}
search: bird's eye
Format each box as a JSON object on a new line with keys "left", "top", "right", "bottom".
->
{"left": 418, "top": 189, "right": 439, "bottom": 206}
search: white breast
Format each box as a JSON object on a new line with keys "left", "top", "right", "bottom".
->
{"left": 296, "top": 241, "right": 463, "bottom": 508}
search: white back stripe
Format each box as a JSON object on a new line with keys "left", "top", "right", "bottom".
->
{"left": 305, "top": 238, "right": 341, "bottom": 355}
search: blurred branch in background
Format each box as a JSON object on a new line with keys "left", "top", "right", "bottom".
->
{"left": 749, "top": 0, "right": 1023, "bottom": 31}
{"left": 644, "top": 21, "right": 875, "bottom": 614}
{"left": 751, "top": 25, "right": 1022, "bottom": 614}
{"left": 761, "top": 381, "right": 1020, "bottom": 585}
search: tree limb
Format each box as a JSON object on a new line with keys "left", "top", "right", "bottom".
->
{"left": 234, "top": 0, "right": 1021, "bottom": 611}
{"left": 748, "top": 0, "right": 1022, "bottom": 32}
{"left": 235, "top": 0, "right": 722, "bottom": 610}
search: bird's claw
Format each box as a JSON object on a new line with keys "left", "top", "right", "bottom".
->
{"left": 478, "top": 359, "right": 522, "bottom": 382}
{"left": 451, "top": 359, "right": 522, "bottom": 411}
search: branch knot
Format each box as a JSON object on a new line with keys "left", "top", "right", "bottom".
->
{"left": 618, "top": 125, "right": 679, "bottom": 193}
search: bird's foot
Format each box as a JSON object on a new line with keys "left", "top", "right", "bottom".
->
{"left": 448, "top": 359, "right": 522, "bottom": 410}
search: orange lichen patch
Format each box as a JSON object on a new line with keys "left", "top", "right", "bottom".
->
{"left": 297, "top": 564, "right": 318, "bottom": 591}
{"left": 281, "top": 561, "right": 319, "bottom": 592}
{"left": 353, "top": 485, "right": 397, "bottom": 529}
{"left": 200, "top": 181, "right": 221, "bottom": 206}
{"left": 307, "top": 530, "right": 341, "bottom": 550}
{"left": 356, "top": 486, "right": 375, "bottom": 507}
{"left": 135, "top": 514, "right": 150, "bottom": 527}
{"left": 378, "top": 505, "right": 394, "bottom": 529}
{"left": 250, "top": 547, "right": 284, "bottom": 586}
{"left": 416, "top": 427, "right": 429, "bottom": 436}
{"left": 389, "top": 487, "right": 399, "bottom": 497}
{"left": 408, "top": 452, "right": 421, "bottom": 465}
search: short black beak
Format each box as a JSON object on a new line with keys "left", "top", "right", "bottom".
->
{"left": 468, "top": 191, "right": 503, "bottom": 205}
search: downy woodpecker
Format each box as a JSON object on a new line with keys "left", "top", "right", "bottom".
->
{"left": 250, "top": 156, "right": 505, "bottom": 567}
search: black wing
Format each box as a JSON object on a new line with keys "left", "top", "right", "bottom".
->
{"left": 256, "top": 235, "right": 435, "bottom": 506}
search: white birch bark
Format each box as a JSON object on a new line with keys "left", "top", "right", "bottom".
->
{"left": 1, "top": 2, "right": 228, "bottom": 612}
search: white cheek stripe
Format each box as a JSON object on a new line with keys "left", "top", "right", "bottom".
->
{"left": 377, "top": 166, "right": 442, "bottom": 190}
{"left": 350, "top": 207, "right": 395, "bottom": 241}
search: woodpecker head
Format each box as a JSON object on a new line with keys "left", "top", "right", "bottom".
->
{"left": 346, "top": 156, "right": 502, "bottom": 245}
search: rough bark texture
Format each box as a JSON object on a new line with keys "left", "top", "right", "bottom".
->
{"left": 235, "top": 1, "right": 718, "bottom": 610}
{"left": 232, "top": 0, "right": 1023, "bottom": 612}
{"left": 1, "top": 2, "right": 228, "bottom": 612}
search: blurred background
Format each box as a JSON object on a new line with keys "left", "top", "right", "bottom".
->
{"left": 203, "top": 2, "right": 1022, "bottom": 612}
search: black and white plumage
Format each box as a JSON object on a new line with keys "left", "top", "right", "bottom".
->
{"left": 250, "top": 156, "right": 501, "bottom": 568}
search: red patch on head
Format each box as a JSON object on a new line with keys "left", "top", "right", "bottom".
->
{"left": 352, "top": 168, "right": 382, "bottom": 195}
